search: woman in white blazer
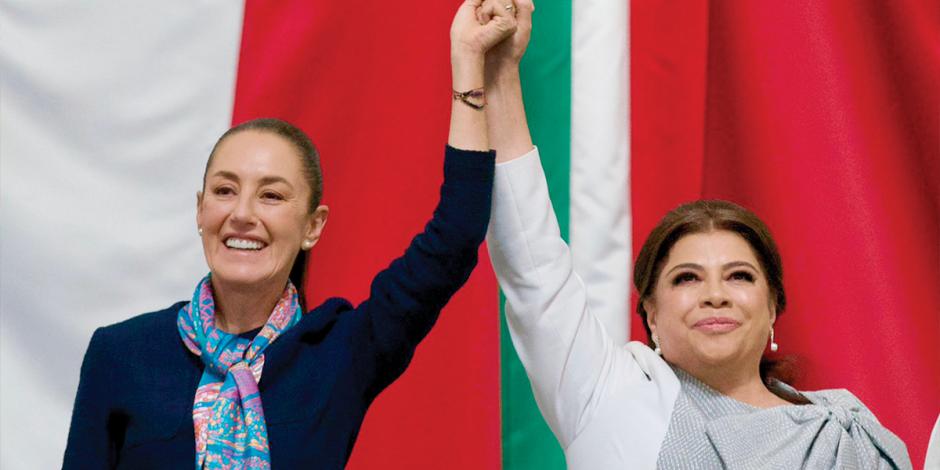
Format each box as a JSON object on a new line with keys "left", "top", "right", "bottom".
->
{"left": 481, "top": 1, "right": 911, "bottom": 468}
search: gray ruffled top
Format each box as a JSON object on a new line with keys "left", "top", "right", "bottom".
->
{"left": 657, "top": 367, "right": 911, "bottom": 469}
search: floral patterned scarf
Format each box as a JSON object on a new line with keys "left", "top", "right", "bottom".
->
{"left": 177, "top": 275, "right": 303, "bottom": 469}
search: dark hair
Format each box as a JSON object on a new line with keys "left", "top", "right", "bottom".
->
{"left": 633, "top": 200, "right": 788, "bottom": 382}
{"left": 203, "top": 118, "right": 323, "bottom": 306}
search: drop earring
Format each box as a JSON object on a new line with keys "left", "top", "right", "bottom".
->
{"left": 770, "top": 326, "right": 779, "bottom": 352}
{"left": 652, "top": 334, "right": 662, "bottom": 356}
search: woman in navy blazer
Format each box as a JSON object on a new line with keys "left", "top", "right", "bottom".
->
{"left": 63, "top": 2, "right": 520, "bottom": 468}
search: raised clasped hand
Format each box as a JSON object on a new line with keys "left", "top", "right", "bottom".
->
{"left": 478, "top": 0, "right": 533, "bottom": 68}
{"left": 451, "top": 0, "right": 518, "bottom": 58}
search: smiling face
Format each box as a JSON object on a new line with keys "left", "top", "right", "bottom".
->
{"left": 197, "top": 130, "right": 326, "bottom": 292}
{"left": 645, "top": 230, "right": 775, "bottom": 375}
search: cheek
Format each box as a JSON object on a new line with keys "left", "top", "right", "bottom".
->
{"left": 654, "top": 286, "right": 698, "bottom": 314}
{"left": 649, "top": 292, "right": 692, "bottom": 334}
{"left": 732, "top": 285, "right": 772, "bottom": 317}
{"left": 199, "top": 205, "right": 227, "bottom": 230}
{"left": 269, "top": 210, "right": 310, "bottom": 242}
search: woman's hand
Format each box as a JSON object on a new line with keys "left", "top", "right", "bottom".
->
{"left": 481, "top": 0, "right": 533, "bottom": 72}
{"left": 451, "top": 0, "right": 518, "bottom": 61}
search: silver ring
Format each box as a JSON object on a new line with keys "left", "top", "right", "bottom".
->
{"left": 504, "top": 4, "right": 514, "bottom": 11}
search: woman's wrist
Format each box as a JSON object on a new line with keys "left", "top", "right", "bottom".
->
{"left": 451, "top": 47, "right": 485, "bottom": 66}
{"left": 485, "top": 64, "right": 521, "bottom": 90}
{"left": 451, "top": 52, "right": 485, "bottom": 90}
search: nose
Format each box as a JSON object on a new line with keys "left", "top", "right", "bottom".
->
{"left": 230, "top": 193, "right": 258, "bottom": 227}
{"left": 699, "top": 277, "right": 731, "bottom": 309}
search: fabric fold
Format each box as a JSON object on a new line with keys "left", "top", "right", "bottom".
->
{"left": 177, "top": 275, "right": 303, "bottom": 469}
{"left": 704, "top": 390, "right": 911, "bottom": 469}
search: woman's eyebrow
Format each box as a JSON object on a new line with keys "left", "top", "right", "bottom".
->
{"left": 723, "top": 261, "right": 759, "bottom": 271}
{"left": 664, "top": 263, "right": 703, "bottom": 276}
{"left": 664, "top": 261, "right": 759, "bottom": 276}
{"left": 208, "top": 172, "right": 292, "bottom": 189}
{"left": 210, "top": 170, "right": 239, "bottom": 182}
{"left": 258, "top": 175, "right": 292, "bottom": 188}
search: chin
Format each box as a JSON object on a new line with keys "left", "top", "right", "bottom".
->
{"left": 692, "top": 340, "right": 744, "bottom": 366}
{"left": 211, "top": 265, "right": 280, "bottom": 289}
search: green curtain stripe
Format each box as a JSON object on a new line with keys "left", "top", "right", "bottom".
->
{"left": 499, "top": 1, "right": 571, "bottom": 469}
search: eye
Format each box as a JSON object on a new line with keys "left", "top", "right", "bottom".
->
{"left": 672, "top": 272, "right": 699, "bottom": 285}
{"left": 261, "top": 191, "right": 285, "bottom": 201}
{"left": 728, "top": 270, "right": 755, "bottom": 282}
{"left": 213, "top": 186, "right": 235, "bottom": 196}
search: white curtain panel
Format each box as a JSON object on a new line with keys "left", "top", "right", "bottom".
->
{"left": 0, "top": 1, "right": 243, "bottom": 467}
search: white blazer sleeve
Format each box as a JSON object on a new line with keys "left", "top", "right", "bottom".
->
{"left": 486, "top": 148, "right": 652, "bottom": 448}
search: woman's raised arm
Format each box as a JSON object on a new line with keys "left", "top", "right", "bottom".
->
{"left": 482, "top": 0, "right": 669, "bottom": 447}
{"left": 356, "top": 2, "right": 518, "bottom": 389}
{"left": 448, "top": 0, "right": 517, "bottom": 151}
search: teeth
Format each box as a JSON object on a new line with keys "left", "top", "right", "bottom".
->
{"left": 225, "top": 238, "right": 264, "bottom": 250}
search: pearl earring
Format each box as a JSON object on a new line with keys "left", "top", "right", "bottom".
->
{"left": 770, "top": 326, "right": 779, "bottom": 352}
{"left": 652, "top": 334, "right": 662, "bottom": 356}
{"left": 198, "top": 227, "right": 203, "bottom": 235}
{"left": 301, "top": 240, "right": 313, "bottom": 250}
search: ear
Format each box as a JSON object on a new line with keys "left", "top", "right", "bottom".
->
{"left": 195, "top": 191, "right": 204, "bottom": 231}
{"left": 643, "top": 299, "right": 657, "bottom": 333}
{"left": 301, "top": 205, "right": 329, "bottom": 250}
{"left": 769, "top": 303, "right": 777, "bottom": 326}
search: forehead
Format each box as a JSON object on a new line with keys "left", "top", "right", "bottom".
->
{"left": 208, "top": 130, "right": 304, "bottom": 181}
{"left": 664, "top": 230, "right": 760, "bottom": 268}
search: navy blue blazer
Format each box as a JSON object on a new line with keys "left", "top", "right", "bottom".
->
{"left": 63, "top": 146, "right": 494, "bottom": 469}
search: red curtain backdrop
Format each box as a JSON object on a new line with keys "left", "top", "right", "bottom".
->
{"left": 633, "top": 0, "right": 940, "bottom": 465}
{"left": 231, "top": 1, "right": 500, "bottom": 468}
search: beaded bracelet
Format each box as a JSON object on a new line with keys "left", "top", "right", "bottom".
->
{"left": 453, "top": 87, "right": 486, "bottom": 110}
